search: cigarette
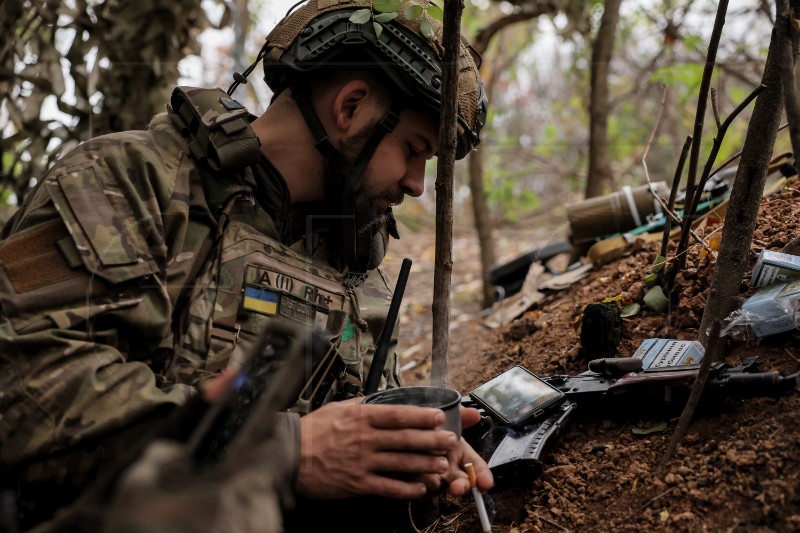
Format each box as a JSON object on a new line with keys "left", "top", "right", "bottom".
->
{"left": 464, "top": 463, "right": 491, "bottom": 532}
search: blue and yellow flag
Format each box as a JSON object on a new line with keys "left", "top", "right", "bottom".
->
{"left": 243, "top": 285, "right": 279, "bottom": 315}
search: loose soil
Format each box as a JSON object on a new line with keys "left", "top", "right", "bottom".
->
{"left": 383, "top": 178, "right": 800, "bottom": 532}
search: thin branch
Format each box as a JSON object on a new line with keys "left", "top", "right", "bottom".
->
{"left": 717, "top": 60, "right": 767, "bottom": 88}
{"left": 709, "top": 150, "right": 744, "bottom": 178}
{"left": 640, "top": 87, "right": 668, "bottom": 186}
{"left": 660, "top": 135, "right": 693, "bottom": 259}
{"left": 430, "top": 0, "right": 463, "bottom": 388}
{"left": 671, "top": 83, "right": 765, "bottom": 285}
{"left": 539, "top": 516, "right": 570, "bottom": 532}
{"left": 640, "top": 97, "right": 710, "bottom": 255}
{"left": 689, "top": 85, "right": 766, "bottom": 220}
{"left": 711, "top": 87, "right": 722, "bottom": 128}
{"left": 708, "top": 122, "right": 789, "bottom": 178}
{"left": 639, "top": 486, "right": 679, "bottom": 511}
{"left": 684, "top": 0, "right": 730, "bottom": 224}
{"left": 473, "top": 8, "right": 550, "bottom": 55}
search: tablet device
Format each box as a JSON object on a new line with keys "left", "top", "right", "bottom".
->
{"left": 469, "top": 365, "right": 566, "bottom": 427}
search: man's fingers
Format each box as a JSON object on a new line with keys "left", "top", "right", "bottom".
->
{"left": 368, "top": 451, "right": 450, "bottom": 474}
{"left": 371, "top": 428, "right": 458, "bottom": 453}
{"left": 411, "top": 473, "right": 445, "bottom": 494}
{"left": 444, "top": 439, "right": 495, "bottom": 498}
{"left": 460, "top": 406, "right": 482, "bottom": 429}
{"left": 363, "top": 404, "right": 445, "bottom": 430}
{"left": 467, "top": 450, "right": 494, "bottom": 492}
{"left": 360, "top": 476, "right": 428, "bottom": 500}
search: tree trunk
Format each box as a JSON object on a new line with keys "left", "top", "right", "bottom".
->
{"left": 467, "top": 10, "right": 554, "bottom": 312}
{"left": 430, "top": 0, "right": 464, "bottom": 387}
{"left": 697, "top": 1, "right": 800, "bottom": 346}
{"left": 468, "top": 147, "right": 497, "bottom": 309}
{"left": 585, "top": 0, "right": 623, "bottom": 199}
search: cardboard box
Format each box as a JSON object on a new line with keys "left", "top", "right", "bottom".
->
{"left": 632, "top": 338, "right": 705, "bottom": 370}
{"left": 751, "top": 250, "right": 800, "bottom": 288}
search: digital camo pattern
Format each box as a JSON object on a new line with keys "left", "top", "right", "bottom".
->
{"left": 0, "top": 105, "right": 400, "bottom": 514}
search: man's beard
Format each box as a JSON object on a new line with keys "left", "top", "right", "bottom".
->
{"left": 322, "top": 161, "right": 403, "bottom": 223}
{"left": 330, "top": 124, "right": 405, "bottom": 221}
{"left": 318, "top": 123, "right": 403, "bottom": 270}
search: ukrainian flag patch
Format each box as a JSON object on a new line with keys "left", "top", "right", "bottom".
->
{"left": 242, "top": 285, "right": 279, "bottom": 315}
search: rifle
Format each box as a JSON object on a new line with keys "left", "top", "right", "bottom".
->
{"left": 462, "top": 356, "right": 799, "bottom": 487}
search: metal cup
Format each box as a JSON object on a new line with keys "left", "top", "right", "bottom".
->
{"left": 362, "top": 386, "right": 462, "bottom": 439}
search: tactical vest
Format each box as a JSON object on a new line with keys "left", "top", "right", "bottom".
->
{"left": 166, "top": 87, "right": 400, "bottom": 412}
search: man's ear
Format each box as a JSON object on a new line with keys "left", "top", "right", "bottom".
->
{"left": 332, "top": 79, "right": 374, "bottom": 131}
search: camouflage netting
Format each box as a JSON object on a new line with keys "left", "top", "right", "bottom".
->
{"left": 0, "top": 0, "right": 224, "bottom": 222}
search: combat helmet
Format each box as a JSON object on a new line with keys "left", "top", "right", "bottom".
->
{"left": 261, "top": 0, "right": 487, "bottom": 159}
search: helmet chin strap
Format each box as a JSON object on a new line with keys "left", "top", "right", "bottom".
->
{"left": 291, "top": 86, "right": 402, "bottom": 273}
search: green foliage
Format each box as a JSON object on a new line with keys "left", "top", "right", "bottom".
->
{"left": 643, "top": 285, "right": 669, "bottom": 313}
{"left": 374, "top": 0, "right": 403, "bottom": 13}
{"left": 427, "top": 3, "right": 443, "bottom": 21}
{"left": 350, "top": 9, "right": 371, "bottom": 23}
{"left": 348, "top": 0, "right": 442, "bottom": 40}
{"left": 649, "top": 63, "right": 705, "bottom": 92}
{"left": 632, "top": 421, "right": 668, "bottom": 435}
{"left": 681, "top": 32, "right": 707, "bottom": 54}
{"left": 484, "top": 166, "right": 542, "bottom": 223}
{"left": 404, "top": 4, "right": 424, "bottom": 20}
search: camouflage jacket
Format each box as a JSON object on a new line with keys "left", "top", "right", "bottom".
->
{"left": 0, "top": 101, "right": 400, "bottom": 523}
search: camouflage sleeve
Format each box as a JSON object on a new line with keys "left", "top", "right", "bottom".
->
{"left": 0, "top": 127, "right": 199, "bottom": 470}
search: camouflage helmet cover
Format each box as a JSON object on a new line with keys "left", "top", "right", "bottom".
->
{"left": 262, "top": 0, "right": 487, "bottom": 159}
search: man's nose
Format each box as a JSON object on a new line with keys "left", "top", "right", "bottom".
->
{"left": 400, "top": 160, "right": 426, "bottom": 198}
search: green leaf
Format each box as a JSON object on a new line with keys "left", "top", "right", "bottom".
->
{"left": 643, "top": 285, "right": 669, "bottom": 313}
{"left": 427, "top": 4, "right": 444, "bottom": 21}
{"left": 620, "top": 303, "right": 641, "bottom": 318}
{"left": 652, "top": 255, "right": 667, "bottom": 273}
{"left": 403, "top": 4, "right": 424, "bottom": 20}
{"left": 632, "top": 421, "right": 668, "bottom": 435}
{"left": 420, "top": 16, "right": 435, "bottom": 39}
{"left": 374, "top": 12, "right": 398, "bottom": 23}
{"left": 349, "top": 9, "right": 372, "bottom": 24}
{"left": 373, "top": 21, "right": 383, "bottom": 38}
{"left": 643, "top": 272, "right": 658, "bottom": 287}
{"left": 374, "top": 0, "right": 402, "bottom": 13}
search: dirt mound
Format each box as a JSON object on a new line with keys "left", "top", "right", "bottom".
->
{"left": 403, "top": 178, "right": 800, "bottom": 532}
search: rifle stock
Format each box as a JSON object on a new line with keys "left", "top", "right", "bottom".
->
{"left": 463, "top": 357, "right": 798, "bottom": 487}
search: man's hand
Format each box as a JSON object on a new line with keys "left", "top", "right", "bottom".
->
{"left": 295, "top": 398, "right": 460, "bottom": 500}
{"left": 417, "top": 407, "right": 494, "bottom": 497}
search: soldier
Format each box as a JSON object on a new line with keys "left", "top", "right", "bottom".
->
{"left": 0, "top": 0, "right": 491, "bottom": 530}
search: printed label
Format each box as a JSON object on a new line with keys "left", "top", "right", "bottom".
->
{"left": 633, "top": 338, "right": 704, "bottom": 369}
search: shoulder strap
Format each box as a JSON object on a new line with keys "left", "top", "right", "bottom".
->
{"left": 168, "top": 86, "right": 261, "bottom": 171}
